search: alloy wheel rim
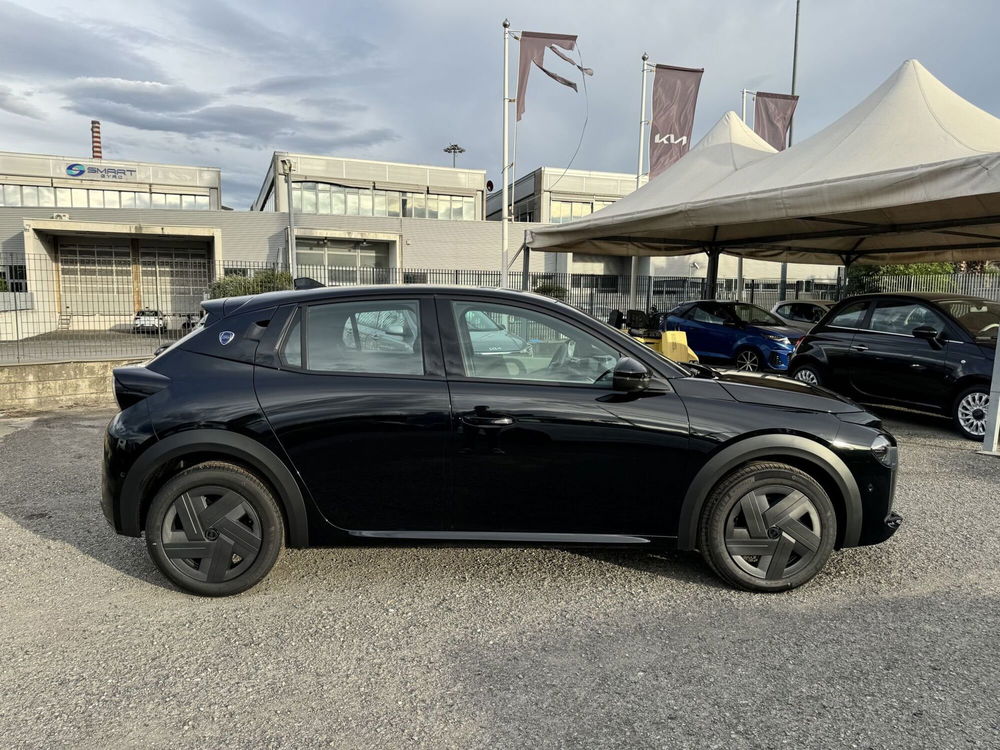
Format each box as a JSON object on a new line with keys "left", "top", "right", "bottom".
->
{"left": 160, "top": 485, "right": 262, "bottom": 583}
{"left": 794, "top": 368, "right": 818, "bottom": 385}
{"left": 736, "top": 351, "right": 760, "bottom": 372}
{"left": 724, "top": 484, "right": 823, "bottom": 580}
{"left": 958, "top": 391, "right": 989, "bottom": 436}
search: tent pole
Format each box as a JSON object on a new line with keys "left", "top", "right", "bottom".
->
{"left": 521, "top": 243, "right": 531, "bottom": 291}
{"left": 704, "top": 248, "right": 721, "bottom": 300}
{"left": 980, "top": 356, "right": 1000, "bottom": 455}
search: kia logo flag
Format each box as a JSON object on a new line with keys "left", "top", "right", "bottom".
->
{"left": 649, "top": 64, "right": 704, "bottom": 178}
{"left": 516, "top": 31, "right": 593, "bottom": 122}
{"left": 754, "top": 92, "right": 799, "bottom": 151}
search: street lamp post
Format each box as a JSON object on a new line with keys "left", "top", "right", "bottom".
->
{"left": 443, "top": 143, "right": 466, "bottom": 168}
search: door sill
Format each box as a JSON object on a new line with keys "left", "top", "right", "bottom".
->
{"left": 348, "top": 530, "right": 652, "bottom": 544}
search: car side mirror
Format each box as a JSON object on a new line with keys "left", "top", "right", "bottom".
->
{"left": 912, "top": 325, "right": 943, "bottom": 348}
{"left": 612, "top": 357, "right": 650, "bottom": 392}
{"left": 385, "top": 324, "right": 405, "bottom": 336}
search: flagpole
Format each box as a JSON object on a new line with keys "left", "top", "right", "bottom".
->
{"left": 629, "top": 52, "right": 650, "bottom": 311}
{"left": 780, "top": 0, "right": 801, "bottom": 294}
{"left": 501, "top": 18, "right": 511, "bottom": 287}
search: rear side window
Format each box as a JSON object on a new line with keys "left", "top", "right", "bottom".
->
{"left": 281, "top": 299, "right": 424, "bottom": 375}
{"left": 827, "top": 301, "right": 868, "bottom": 328}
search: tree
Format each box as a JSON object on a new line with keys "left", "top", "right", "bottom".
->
{"left": 208, "top": 269, "right": 293, "bottom": 299}
{"left": 846, "top": 261, "right": 955, "bottom": 294}
{"left": 532, "top": 282, "right": 567, "bottom": 300}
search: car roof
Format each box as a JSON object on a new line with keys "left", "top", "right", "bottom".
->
{"left": 838, "top": 291, "right": 993, "bottom": 304}
{"left": 207, "top": 284, "right": 564, "bottom": 317}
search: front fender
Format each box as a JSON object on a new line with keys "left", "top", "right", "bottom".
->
{"left": 676, "top": 434, "right": 862, "bottom": 551}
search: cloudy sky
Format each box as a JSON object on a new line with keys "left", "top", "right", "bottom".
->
{"left": 0, "top": 0, "right": 996, "bottom": 208}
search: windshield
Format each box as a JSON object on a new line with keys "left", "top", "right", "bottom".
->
{"left": 938, "top": 299, "right": 1000, "bottom": 341}
{"left": 731, "top": 303, "right": 784, "bottom": 327}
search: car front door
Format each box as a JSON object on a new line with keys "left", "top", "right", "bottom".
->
{"left": 847, "top": 299, "right": 953, "bottom": 408}
{"left": 439, "top": 296, "right": 690, "bottom": 536}
{"left": 671, "top": 303, "right": 731, "bottom": 358}
{"left": 255, "top": 295, "right": 453, "bottom": 531}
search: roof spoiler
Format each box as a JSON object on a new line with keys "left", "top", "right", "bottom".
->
{"left": 294, "top": 277, "right": 325, "bottom": 290}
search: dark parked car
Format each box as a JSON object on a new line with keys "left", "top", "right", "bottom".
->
{"left": 790, "top": 292, "right": 997, "bottom": 440}
{"left": 103, "top": 286, "right": 901, "bottom": 596}
{"left": 664, "top": 300, "right": 804, "bottom": 372}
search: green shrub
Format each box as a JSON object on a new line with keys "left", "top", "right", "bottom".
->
{"left": 0, "top": 278, "right": 7, "bottom": 293}
{"left": 208, "top": 269, "right": 292, "bottom": 299}
{"left": 532, "top": 282, "right": 567, "bottom": 300}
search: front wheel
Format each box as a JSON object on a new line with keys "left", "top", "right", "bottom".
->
{"left": 698, "top": 462, "right": 836, "bottom": 592}
{"left": 145, "top": 461, "right": 284, "bottom": 596}
{"left": 735, "top": 348, "right": 762, "bottom": 372}
{"left": 953, "top": 385, "right": 990, "bottom": 441}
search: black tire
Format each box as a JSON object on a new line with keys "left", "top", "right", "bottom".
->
{"left": 145, "top": 461, "right": 284, "bottom": 596}
{"left": 734, "top": 347, "right": 763, "bottom": 372}
{"left": 791, "top": 362, "right": 823, "bottom": 387}
{"left": 698, "top": 462, "right": 836, "bottom": 592}
{"left": 952, "top": 384, "right": 990, "bottom": 441}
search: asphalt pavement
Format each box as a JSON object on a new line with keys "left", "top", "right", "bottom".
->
{"left": 0, "top": 407, "right": 997, "bottom": 749}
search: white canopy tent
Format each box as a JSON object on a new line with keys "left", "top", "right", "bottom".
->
{"left": 527, "top": 60, "right": 1000, "bottom": 272}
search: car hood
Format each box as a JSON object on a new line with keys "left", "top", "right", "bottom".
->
{"left": 747, "top": 324, "right": 803, "bottom": 341}
{"left": 714, "top": 370, "right": 862, "bottom": 413}
{"left": 471, "top": 330, "right": 526, "bottom": 353}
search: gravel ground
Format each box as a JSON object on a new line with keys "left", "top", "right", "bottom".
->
{"left": 0, "top": 407, "right": 997, "bottom": 749}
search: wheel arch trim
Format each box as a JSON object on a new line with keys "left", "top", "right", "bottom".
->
{"left": 677, "top": 434, "right": 862, "bottom": 551}
{"left": 120, "top": 429, "right": 309, "bottom": 547}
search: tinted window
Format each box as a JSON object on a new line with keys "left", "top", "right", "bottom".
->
{"left": 688, "top": 304, "right": 728, "bottom": 324}
{"left": 783, "top": 303, "right": 825, "bottom": 323}
{"left": 869, "top": 301, "right": 946, "bottom": 335}
{"left": 450, "top": 301, "right": 618, "bottom": 384}
{"left": 282, "top": 299, "right": 423, "bottom": 375}
{"left": 775, "top": 304, "right": 793, "bottom": 318}
{"left": 732, "top": 303, "right": 783, "bottom": 326}
{"left": 828, "top": 301, "right": 868, "bottom": 328}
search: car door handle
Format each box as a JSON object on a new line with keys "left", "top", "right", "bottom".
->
{"left": 851, "top": 344, "right": 869, "bottom": 352}
{"left": 461, "top": 415, "right": 514, "bottom": 427}
{"left": 910, "top": 363, "right": 925, "bottom": 370}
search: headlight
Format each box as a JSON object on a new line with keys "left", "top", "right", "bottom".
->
{"left": 870, "top": 434, "right": 895, "bottom": 467}
{"left": 764, "top": 334, "right": 791, "bottom": 345}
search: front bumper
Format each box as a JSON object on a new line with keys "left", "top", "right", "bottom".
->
{"left": 868, "top": 511, "right": 903, "bottom": 545}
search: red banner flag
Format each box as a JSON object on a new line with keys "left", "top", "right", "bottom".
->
{"left": 649, "top": 64, "right": 704, "bottom": 177}
{"left": 754, "top": 92, "right": 799, "bottom": 151}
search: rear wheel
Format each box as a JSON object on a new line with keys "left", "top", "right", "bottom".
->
{"left": 145, "top": 461, "right": 284, "bottom": 596}
{"left": 953, "top": 385, "right": 990, "bottom": 441}
{"left": 698, "top": 462, "right": 836, "bottom": 592}
{"left": 735, "top": 348, "right": 762, "bottom": 372}
{"left": 791, "top": 362, "right": 822, "bottom": 386}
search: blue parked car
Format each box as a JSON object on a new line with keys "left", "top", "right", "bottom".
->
{"left": 663, "top": 300, "right": 804, "bottom": 372}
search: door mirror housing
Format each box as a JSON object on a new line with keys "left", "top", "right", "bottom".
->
{"left": 612, "top": 357, "right": 651, "bottom": 392}
{"left": 912, "top": 325, "right": 944, "bottom": 348}
{"left": 384, "top": 323, "right": 405, "bottom": 336}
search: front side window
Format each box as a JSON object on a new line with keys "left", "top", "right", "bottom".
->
{"left": 449, "top": 301, "right": 618, "bottom": 384}
{"left": 732, "top": 303, "right": 783, "bottom": 326}
{"left": 282, "top": 299, "right": 423, "bottom": 376}
{"left": 827, "top": 301, "right": 869, "bottom": 329}
{"left": 869, "top": 301, "right": 946, "bottom": 336}
{"left": 688, "top": 304, "right": 728, "bottom": 325}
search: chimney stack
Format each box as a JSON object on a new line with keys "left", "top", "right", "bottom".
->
{"left": 91, "top": 120, "right": 102, "bottom": 160}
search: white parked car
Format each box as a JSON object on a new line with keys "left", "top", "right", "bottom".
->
{"left": 770, "top": 299, "right": 836, "bottom": 332}
{"left": 133, "top": 309, "right": 165, "bottom": 334}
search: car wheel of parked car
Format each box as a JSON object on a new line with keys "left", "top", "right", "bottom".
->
{"left": 953, "top": 385, "right": 990, "bottom": 441}
{"left": 735, "top": 348, "right": 762, "bottom": 372}
{"left": 145, "top": 461, "right": 284, "bottom": 596}
{"left": 791, "top": 363, "right": 823, "bottom": 386}
{"left": 698, "top": 461, "right": 836, "bottom": 592}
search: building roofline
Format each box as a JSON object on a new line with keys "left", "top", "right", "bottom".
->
{"left": 0, "top": 150, "right": 221, "bottom": 172}
{"left": 271, "top": 151, "right": 486, "bottom": 176}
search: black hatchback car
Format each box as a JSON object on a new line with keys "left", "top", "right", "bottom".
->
{"left": 103, "top": 286, "right": 902, "bottom": 596}
{"left": 790, "top": 293, "right": 997, "bottom": 440}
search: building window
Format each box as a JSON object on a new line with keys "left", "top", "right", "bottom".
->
{"left": 0, "top": 184, "right": 208, "bottom": 210}
{"left": 550, "top": 198, "right": 616, "bottom": 224}
{"left": 291, "top": 182, "right": 475, "bottom": 220}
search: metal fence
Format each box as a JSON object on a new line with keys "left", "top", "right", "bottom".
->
{"left": 850, "top": 272, "right": 1000, "bottom": 298}
{"left": 0, "top": 252, "right": 839, "bottom": 364}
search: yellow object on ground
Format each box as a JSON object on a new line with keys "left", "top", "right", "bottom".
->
{"left": 634, "top": 330, "right": 699, "bottom": 363}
